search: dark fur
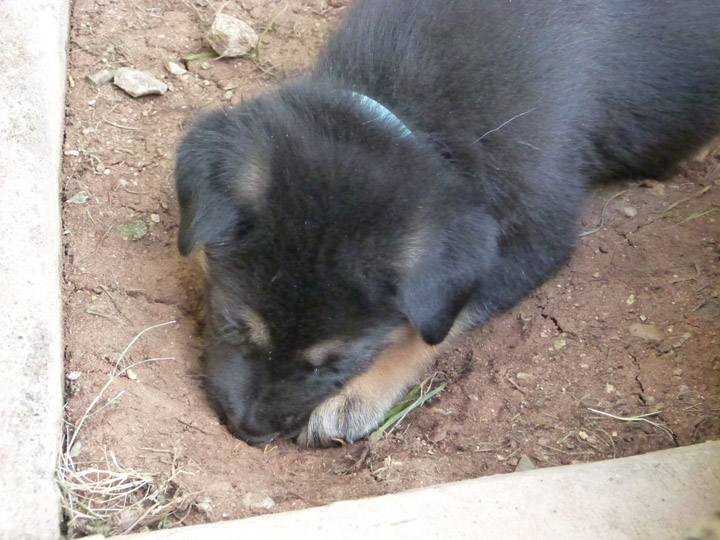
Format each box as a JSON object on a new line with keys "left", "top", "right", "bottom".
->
{"left": 176, "top": 0, "right": 720, "bottom": 446}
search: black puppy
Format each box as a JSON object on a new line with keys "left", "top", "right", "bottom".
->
{"left": 176, "top": 0, "right": 720, "bottom": 447}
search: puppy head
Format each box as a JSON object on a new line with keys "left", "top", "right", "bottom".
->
{"left": 175, "top": 90, "right": 499, "bottom": 445}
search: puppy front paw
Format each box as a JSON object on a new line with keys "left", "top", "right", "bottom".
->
{"left": 297, "top": 325, "right": 439, "bottom": 448}
{"left": 297, "top": 392, "right": 387, "bottom": 448}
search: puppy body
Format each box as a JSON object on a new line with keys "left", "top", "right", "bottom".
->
{"left": 176, "top": 0, "right": 720, "bottom": 446}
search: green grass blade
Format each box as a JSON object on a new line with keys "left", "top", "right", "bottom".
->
{"left": 369, "top": 379, "right": 447, "bottom": 444}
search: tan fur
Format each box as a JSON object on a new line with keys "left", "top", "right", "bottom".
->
{"left": 237, "top": 306, "right": 271, "bottom": 349}
{"left": 345, "top": 325, "right": 439, "bottom": 404}
{"left": 303, "top": 338, "right": 344, "bottom": 367}
{"left": 191, "top": 249, "right": 208, "bottom": 274}
{"left": 298, "top": 324, "right": 443, "bottom": 447}
{"left": 233, "top": 160, "right": 269, "bottom": 211}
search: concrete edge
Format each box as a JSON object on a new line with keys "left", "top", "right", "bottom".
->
{"left": 0, "top": 0, "right": 70, "bottom": 539}
{"left": 120, "top": 441, "right": 720, "bottom": 540}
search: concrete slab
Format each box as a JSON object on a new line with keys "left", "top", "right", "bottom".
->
{"left": 0, "top": 0, "right": 69, "bottom": 539}
{"left": 123, "top": 441, "right": 720, "bottom": 540}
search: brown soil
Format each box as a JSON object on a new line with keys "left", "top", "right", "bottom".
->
{"left": 61, "top": 0, "right": 720, "bottom": 535}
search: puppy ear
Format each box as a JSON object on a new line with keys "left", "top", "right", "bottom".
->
{"left": 175, "top": 112, "right": 265, "bottom": 256}
{"left": 395, "top": 211, "right": 499, "bottom": 345}
{"left": 176, "top": 164, "right": 239, "bottom": 256}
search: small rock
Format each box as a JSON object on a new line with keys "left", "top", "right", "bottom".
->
{"left": 165, "top": 61, "right": 187, "bottom": 77}
{"left": 428, "top": 427, "right": 447, "bottom": 443}
{"left": 223, "top": 90, "right": 234, "bottom": 101}
{"left": 87, "top": 69, "right": 116, "bottom": 86}
{"left": 621, "top": 205, "right": 637, "bottom": 217}
{"left": 196, "top": 496, "right": 212, "bottom": 514}
{"left": 150, "top": 213, "right": 160, "bottom": 223}
{"left": 117, "top": 219, "right": 148, "bottom": 241}
{"left": 67, "top": 191, "right": 90, "bottom": 204}
{"left": 206, "top": 13, "right": 259, "bottom": 57}
{"left": 678, "top": 385, "right": 692, "bottom": 396}
{"left": 114, "top": 67, "right": 168, "bottom": 98}
{"left": 516, "top": 372, "right": 535, "bottom": 381}
{"left": 241, "top": 492, "right": 275, "bottom": 511}
{"left": 628, "top": 322, "right": 663, "bottom": 341}
{"left": 672, "top": 367, "right": 683, "bottom": 377}
{"left": 515, "top": 454, "right": 536, "bottom": 472}
{"left": 639, "top": 179, "right": 666, "bottom": 197}
{"left": 69, "top": 440, "right": 82, "bottom": 458}
{"left": 553, "top": 339, "right": 567, "bottom": 350}
{"left": 126, "top": 368, "right": 138, "bottom": 380}
{"left": 626, "top": 294, "right": 636, "bottom": 305}
{"left": 696, "top": 297, "right": 720, "bottom": 320}
{"left": 66, "top": 371, "right": 82, "bottom": 381}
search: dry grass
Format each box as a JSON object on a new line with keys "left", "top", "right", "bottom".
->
{"left": 57, "top": 320, "right": 203, "bottom": 537}
{"left": 587, "top": 407, "right": 676, "bottom": 441}
{"left": 58, "top": 443, "right": 197, "bottom": 536}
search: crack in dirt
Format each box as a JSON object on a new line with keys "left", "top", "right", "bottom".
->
{"left": 537, "top": 305, "right": 569, "bottom": 335}
{"left": 625, "top": 348, "right": 647, "bottom": 404}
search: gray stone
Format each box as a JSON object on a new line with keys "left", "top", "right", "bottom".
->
{"left": 621, "top": 205, "right": 638, "bottom": 217}
{"left": 66, "top": 190, "right": 90, "bottom": 204}
{"left": 113, "top": 67, "right": 168, "bottom": 97}
{"left": 87, "top": 68, "right": 115, "bottom": 86}
{"left": 165, "top": 61, "right": 187, "bottom": 77}
{"left": 241, "top": 492, "right": 276, "bottom": 511}
{"left": 206, "top": 13, "right": 258, "bottom": 57}
{"left": 515, "top": 454, "right": 537, "bottom": 472}
{"left": 696, "top": 297, "right": 720, "bottom": 320}
{"left": 629, "top": 322, "right": 664, "bottom": 341}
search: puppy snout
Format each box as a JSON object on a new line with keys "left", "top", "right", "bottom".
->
{"left": 226, "top": 411, "right": 280, "bottom": 447}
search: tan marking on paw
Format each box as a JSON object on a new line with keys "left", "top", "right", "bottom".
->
{"left": 298, "top": 325, "right": 443, "bottom": 447}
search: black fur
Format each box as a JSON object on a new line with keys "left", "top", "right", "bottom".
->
{"left": 176, "top": 0, "right": 720, "bottom": 446}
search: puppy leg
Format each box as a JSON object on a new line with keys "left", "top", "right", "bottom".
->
{"left": 298, "top": 325, "right": 440, "bottom": 447}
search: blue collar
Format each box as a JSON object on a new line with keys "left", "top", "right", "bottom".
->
{"left": 350, "top": 92, "right": 412, "bottom": 138}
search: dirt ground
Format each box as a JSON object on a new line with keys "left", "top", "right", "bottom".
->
{"left": 60, "top": 0, "right": 720, "bottom": 536}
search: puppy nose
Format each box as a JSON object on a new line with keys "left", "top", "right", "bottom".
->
{"left": 227, "top": 414, "right": 279, "bottom": 447}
